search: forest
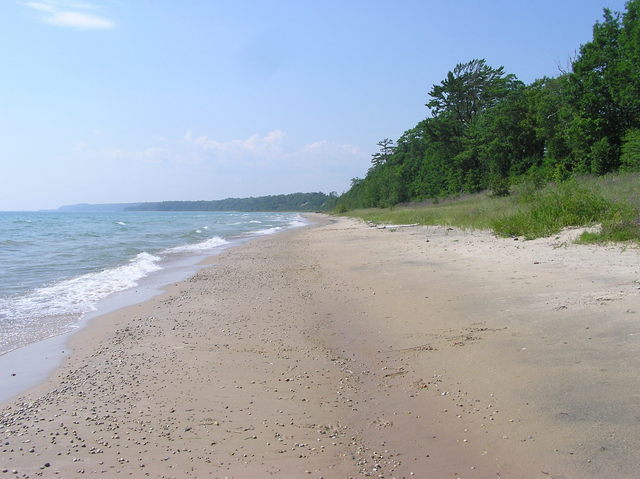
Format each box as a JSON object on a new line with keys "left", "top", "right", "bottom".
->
{"left": 127, "top": 192, "right": 336, "bottom": 212}
{"left": 337, "top": 1, "right": 640, "bottom": 210}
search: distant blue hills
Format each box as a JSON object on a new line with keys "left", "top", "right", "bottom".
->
{"left": 56, "top": 203, "right": 141, "bottom": 213}
{"left": 55, "top": 203, "right": 140, "bottom": 213}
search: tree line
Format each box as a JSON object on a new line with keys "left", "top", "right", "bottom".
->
{"left": 338, "top": 1, "right": 640, "bottom": 210}
{"left": 126, "top": 192, "right": 337, "bottom": 212}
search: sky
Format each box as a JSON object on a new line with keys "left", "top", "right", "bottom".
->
{"left": 0, "top": 0, "right": 630, "bottom": 210}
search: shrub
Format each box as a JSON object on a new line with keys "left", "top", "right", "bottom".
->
{"left": 488, "top": 175, "right": 511, "bottom": 197}
{"left": 620, "top": 129, "right": 640, "bottom": 172}
{"left": 589, "top": 136, "right": 619, "bottom": 174}
{"left": 492, "top": 180, "right": 614, "bottom": 239}
{"left": 334, "top": 203, "right": 348, "bottom": 214}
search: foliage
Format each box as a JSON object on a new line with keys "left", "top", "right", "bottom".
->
{"left": 127, "top": 192, "right": 336, "bottom": 212}
{"left": 427, "top": 59, "right": 520, "bottom": 127}
{"left": 344, "top": 173, "right": 640, "bottom": 243}
{"left": 342, "top": 193, "right": 516, "bottom": 231}
{"left": 339, "top": 2, "right": 640, "bottom": 214}
{"left": 488, "top": 175, "right": 511, "bottom": 197}
{"left": 334, "top": 203, "right": 348, "bottom": 214}
{"left": 492, "top": 180, "right": 615, "bottom": 239}
{"left": 620, "top": 129, "right": 640, "bottom": 171}
{"left": 370, "top": 138, "right": 395, "bottom": 168}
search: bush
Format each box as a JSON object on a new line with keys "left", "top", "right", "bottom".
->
{"left": 620, "top": 129, "right": 640, "bottom": 172}
{"left": 334, "top": 204, "right": 348, "bottom": 214}
{"left": 488, "top": 175, "right": 511, "bottom": 197}
{"left": 492, "top": 180, "right": 615, "bottom": 239}
{"left": 589, "top": 137, "right": 619, "bottom": 174}
{"left": 578, "top": 204, "right": 640, "bottom": 243}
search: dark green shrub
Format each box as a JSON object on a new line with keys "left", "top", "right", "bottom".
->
{"left": 334, "top": 204, "right": 348, "bottom": 214}
{"left": 488, "top": 175, "right": 511, "bottom": 197}
{"left": 620, "top": 129, "right": 640, "bottom": 172}
{"left": 589, "top": 137, "right": 619, "bottom": 174}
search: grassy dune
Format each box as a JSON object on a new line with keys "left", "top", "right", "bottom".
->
{"left": 341, "top": 172, "right": 640, "bottom": 243}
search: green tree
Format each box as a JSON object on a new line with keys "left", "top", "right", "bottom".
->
{"left": 566, "top": 4, "right": 640, "bottom": 172}
{"left": 370, "top": 138, "right": 395, "bottom": 167}
{"left": 427, "top": 59, "right": 520, "bottom": 127}
{"left": 620, "top": 129, "right": 640, "bottom": 171}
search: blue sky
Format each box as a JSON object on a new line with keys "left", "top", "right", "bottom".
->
{"left": 0, "top": 0, "right": 629, "bottom": 210}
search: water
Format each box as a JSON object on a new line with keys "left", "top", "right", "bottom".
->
{"left": 0, "top": 211, "right": 305, "bottom": 356}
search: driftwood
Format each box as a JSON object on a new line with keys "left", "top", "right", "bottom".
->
{"left": 374, "top": 223, "right": 419, "bottom": 229}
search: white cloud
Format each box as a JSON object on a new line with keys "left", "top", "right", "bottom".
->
{"left": 181, "top": 129, "right": 363, "bottom": 166}
{"left": 184, "top": 129, "right": 287, "bottom": 155}
{"left": 20, "top": 0, "right": 115, "bottom": 30}
{"left": 47, "top": 10, "right": 114, "bottom": 29}
{"left": 21, "top": 2, "right": 56, "bottom": 12}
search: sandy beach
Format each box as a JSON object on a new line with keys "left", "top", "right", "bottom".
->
{"left": 1, "top": 215, "right": 639, "bottom": 478}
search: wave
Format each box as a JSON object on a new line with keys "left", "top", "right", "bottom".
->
{"left": 0, "top": 252, "right": 162, "bottom": 322}
{"left": 288, "top": 217, "right": 306, "bottom": 228}
{"left": 164, "top": 236, "right": 229, "bottom": 254}
{"left": 249, "top": 215, "right": 306, "bottom": 236}
{"left": 0, "top": 212, "right": 304, "bottom": 354}
{"left": 252, "top": 226, "right": 282, "bottom": 235}
{"left": 0, "top": 239, "right": 29, "bottom": 247}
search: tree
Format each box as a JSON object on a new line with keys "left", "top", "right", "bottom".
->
{"left": 370, "top": 138, "right": 395, "bottom": 167}
{"left": 426, "top": 59, "right": 520, "bottom": 127}
{"left": 338, "top": 3, "right": 640, "bottom": 209}
{"left": 565, "top": 6, "right": 637, "bottom": 172}
{"left": 620, "top": 129, "right": 640, "bottom": 171}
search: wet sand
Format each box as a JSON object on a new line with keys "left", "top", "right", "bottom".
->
{"left": 1, "top": 215, "right": 639, "bottom": 478}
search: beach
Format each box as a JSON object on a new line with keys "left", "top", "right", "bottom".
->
{"left": 1, "top": 214, "right": 639, "bottom": 478}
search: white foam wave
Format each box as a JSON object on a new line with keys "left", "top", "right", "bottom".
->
{"left": 252, "top": 226, "right": 282, "bottom": 236}
{"left": 0, "top": 252, "right": 162, "bottom": 322}
{"left": 249, "top": 220, "right": 262, "bottom": 224}
{"left": 165, "top": 236, "right": 229, "bottom": 253}
{"left": 116, "top": 221, "right": 126, "bottom": 226}
{"left": 288, "top": 217, "right": 306, "bottom": 228}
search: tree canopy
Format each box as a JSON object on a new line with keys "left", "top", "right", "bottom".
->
{"left": 338, "top": 1, "right": 640, "bottom": 210}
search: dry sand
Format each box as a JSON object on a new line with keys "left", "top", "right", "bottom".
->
{"left": 1, "top": 215, "right": 639, "bottom": 478}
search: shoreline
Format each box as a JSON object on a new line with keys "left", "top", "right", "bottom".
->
{"left": 0, "top": 219, "right": 304, "bottom": 405}
{"left": 1, "top": 215, "right": 639, "bottom": 477}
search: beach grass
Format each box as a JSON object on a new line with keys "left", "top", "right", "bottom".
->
{"left": 340, "top": 172, "right": 640, "bottom": 243}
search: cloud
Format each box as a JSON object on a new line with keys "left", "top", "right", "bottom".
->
{"left": 183, "top": 129, "right": 286, "bottom": 155}
{"left": 20, "top": 0, "right": 115, "bottom": 30}
{"left": 181, "top": 129, "right": 363, "bottom": 161}
{"left": 21, "top": 2, "right": 56, "bottom": 12}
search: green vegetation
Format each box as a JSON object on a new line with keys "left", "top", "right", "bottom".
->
{"left": 342, "top": 173, "right": 640, "bottom": 243}
{"left": 127, "top": 192, "right": 337, "bottom": 212}
{"left": 336, "top": 1, "right": 640, "bottom": 243}
{"left": 345, "top": 194, "right": 516, "bottom": 231}
{"left": 493, "top": 180, "right": 620, "bottom": 239}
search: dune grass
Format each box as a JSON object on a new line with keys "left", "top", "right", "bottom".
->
{"left": 340, "top": 172, "right": 640, "bottom": 243}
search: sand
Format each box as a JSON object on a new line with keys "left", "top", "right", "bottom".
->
{"left": 1, "top": 215, "right": 639, "bottom": 478}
